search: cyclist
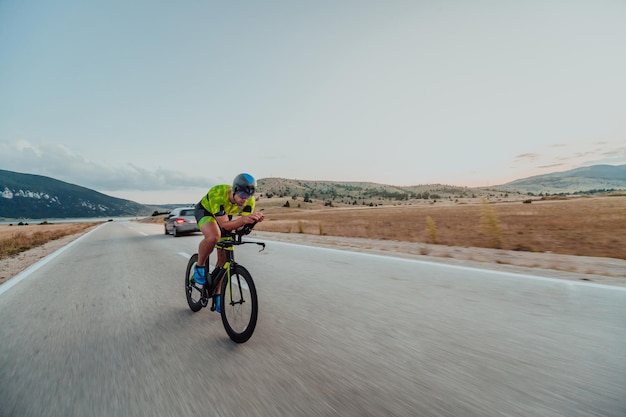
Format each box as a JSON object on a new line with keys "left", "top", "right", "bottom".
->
{"left": 193, "top": 173, "right": 264, "bottom": 312}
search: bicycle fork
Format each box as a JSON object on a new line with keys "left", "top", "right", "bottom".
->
{"left": 210, "top": 262, "right": 247, "bottom": 309}
{"left": 204, "top": 262, "right": 231, "bottom": 310}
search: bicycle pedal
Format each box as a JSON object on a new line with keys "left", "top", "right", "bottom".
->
{"left": 200, "top": 292, "right": 209, "bottom": 308}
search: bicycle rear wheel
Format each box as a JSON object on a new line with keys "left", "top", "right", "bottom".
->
{"left": 220, "top": 264, "right": 258, "bottom": 343}
{"left": 185, "top": 254, "right": 203, "bottom": 312}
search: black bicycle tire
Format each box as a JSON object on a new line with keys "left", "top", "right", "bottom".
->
{"left": 185, "top": 253, "right": 203, "bottom": 312}
{"left": 220, "top": 264, "right": 258, "bottom": 343}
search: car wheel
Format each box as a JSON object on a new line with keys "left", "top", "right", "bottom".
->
{"left": 164, "top": 224, "right": 169, "bottom": 235}
{"left": 173, "top": 227, "right": 179, "bottom": 237}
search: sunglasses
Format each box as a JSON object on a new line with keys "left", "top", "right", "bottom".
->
{"left": 236, "top": 191, "right": 251, "bottom": 200}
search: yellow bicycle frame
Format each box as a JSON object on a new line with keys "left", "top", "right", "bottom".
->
{"left": 219, "top": 238, "right": 235, "bottom": 303}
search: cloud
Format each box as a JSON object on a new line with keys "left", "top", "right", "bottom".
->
{"left": 514, "top": 141, "right": 625, "bottom": 170}
{"left": 538, "top": 163, "right": 564, "bottom": 169}
{"left": 514, "top": 153, "right": 540, "bottom": 161}
{"left": 601, "top": 147, "right": 626, "bottom": 159}
{"left": 506, "top": 140, "right": 625, "bottom": 182}
{"left": 556, "top": 143, "right": 626, "bottom": 167}
{"left": 555, "top": 151, "right": 596, "bottom": 162}
{"left": 0, "top": 140, "right": 209, "bottom": 192}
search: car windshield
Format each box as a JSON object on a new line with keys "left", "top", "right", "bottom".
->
{"left": 180, "top": 209, "right": 195, "bottom": 216}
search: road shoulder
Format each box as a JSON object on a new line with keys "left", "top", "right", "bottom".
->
{"left": 251, "top": 231, "right": 626, "bottom": 287}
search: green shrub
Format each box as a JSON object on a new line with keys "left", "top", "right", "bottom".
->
{"left": 480, "top": 200, "right": 505, "bottom": 249}
{"left": 426, "top": 216, "right": 438, "bottom": 243}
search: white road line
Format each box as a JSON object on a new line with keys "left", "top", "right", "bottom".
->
{"left": 0, "top": 224, "right": 104, "bottom": 297}
{"left": 178, "top": 252, "right": 214, "bottom": 273}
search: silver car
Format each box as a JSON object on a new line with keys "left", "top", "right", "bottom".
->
{"left": 164, "top": 207, "right": 199, "bottom": 237}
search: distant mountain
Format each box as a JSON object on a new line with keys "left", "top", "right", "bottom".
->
{"left": 493, "top": 164, "right": 626, "bottom": 194}
{"left": 0, "top": 169, "right": 153, "bottom": 219}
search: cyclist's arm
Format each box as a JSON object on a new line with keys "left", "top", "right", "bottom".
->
{"left": 215, "top": 212, "right": 263, "bottom": 232}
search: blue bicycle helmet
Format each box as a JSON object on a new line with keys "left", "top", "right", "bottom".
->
{"left": 232, "top": 173, "right": 257, "bottom": 196}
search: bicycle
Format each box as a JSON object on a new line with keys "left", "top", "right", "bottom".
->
{"left": 184, "top": 223, "right": 265, "bottom": 343}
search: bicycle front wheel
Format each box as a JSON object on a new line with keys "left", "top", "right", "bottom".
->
{"left": 220, "top": 264, "right": 258, "bottom": 343}
{"left": 185, "top": 254, "right": 203, "bottom": 312}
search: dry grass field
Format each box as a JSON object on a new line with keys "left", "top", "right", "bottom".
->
{"left": 0, "top": 222, "right": 101, "bottom": 260}
{"left": 253, "top": 195, "right": 626, "bottom": 260}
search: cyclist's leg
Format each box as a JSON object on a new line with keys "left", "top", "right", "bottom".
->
{"left": 213, "top": 248, "right": 227, "bottom": 291}
{"left": 209, "top": 247, "right": 227, "bottom": 312}
{"left": 197, "top": 219, "right": 220, "bottom": 268}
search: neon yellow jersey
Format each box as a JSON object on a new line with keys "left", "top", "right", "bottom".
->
{"left": 200, "top": 184, "right": 255, "bottom": 217}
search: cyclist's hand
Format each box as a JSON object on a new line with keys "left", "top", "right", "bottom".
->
{"left": 244, "top": 213, "right": 264, "bottom": 224}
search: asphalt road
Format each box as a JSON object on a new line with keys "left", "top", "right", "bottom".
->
{"left": 1, "top": 221, "right": 625, "bottom": 417}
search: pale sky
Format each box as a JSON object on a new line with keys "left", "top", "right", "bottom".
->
{"left": 1, "top": 0, "right": 625, "bottom": 204}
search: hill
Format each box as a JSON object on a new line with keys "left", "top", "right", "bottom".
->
{"left": 257, "top": 178, "right": 487, "bottom": 207}
{"left": 258, "top": 164, "right": 625, "bottom": 206}
{"left": 492, "top": 164, "right": 626, "bottom": 195}
{"left": 0, "top": 169, "right": 153, "bottom": 220}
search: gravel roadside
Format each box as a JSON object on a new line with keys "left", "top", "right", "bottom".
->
{"left": 250, "top": 231, "right": 626, "bottom": 287}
